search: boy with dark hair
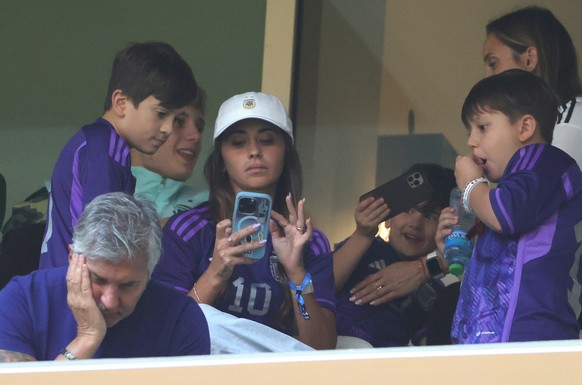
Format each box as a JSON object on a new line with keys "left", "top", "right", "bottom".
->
{"left": 131, "top": 89, "right": 208, "bottom": 223}
{"left": 40, "top": 42, "right": 198, "bottom": 269}
{"left": 439, "top": 69, "right": 582, "bottom": 343}
{"left": 334, "top": 163, "right": 456, "bottom": 347}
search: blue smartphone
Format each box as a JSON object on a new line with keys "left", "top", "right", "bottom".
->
{"left": 232, "top": 191, "right": 272, "bottom": 260}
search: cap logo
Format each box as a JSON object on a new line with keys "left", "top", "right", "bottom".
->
{"left": 243, "top": 98, "right": 256, "bottom": 109}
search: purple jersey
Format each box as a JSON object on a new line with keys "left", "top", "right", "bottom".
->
{"left": 40, "top": 118, "right": 135, "bottom": 268}
{"left": 452, "top": 144, "right": 582, "bottom": 343}
{"left": 0, "top": 267, "right": 210, "bottom": 359}
{"left": 153, "top": 203, "right": 336, "bottom": 334}
{"left": 335, "top": 237, "right": 428, "bottom": 347}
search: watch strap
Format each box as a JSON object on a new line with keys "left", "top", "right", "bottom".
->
{"left": 426, "top": 251, "right": 444, "bottom": 279}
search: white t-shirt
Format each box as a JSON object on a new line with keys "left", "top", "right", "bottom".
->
{"left": 553, "top": 96, "right": 582, "bottom": 167}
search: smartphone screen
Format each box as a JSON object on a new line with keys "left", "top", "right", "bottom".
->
{"left": 232, "top": 192, "right": 272, "bottom": 259}
{"left": 359, "top": 171, "right": 433, "bottom": 220}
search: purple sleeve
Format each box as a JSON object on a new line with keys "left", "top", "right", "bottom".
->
{"left": 78, "top": 128, "right": 134, "bottom": 210}
{"left": 305, "top": 229, "right": 336, "bottom": 313}
{"left": 153, "top": 212, "right": 214, "bottom": 294}
{"left": 490, "top": 145, "right": 573, "bottom": 235}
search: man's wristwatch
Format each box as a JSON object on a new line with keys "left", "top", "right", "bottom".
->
{"left": 426, "top": 251, "right": 445, "bottom": 280}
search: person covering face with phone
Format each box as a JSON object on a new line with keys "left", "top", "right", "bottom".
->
{"left": 333, "top": 164, "right": 456, "bottom": 347}
{"left": 152, "top": 92, "right": 337, "bottom": 350}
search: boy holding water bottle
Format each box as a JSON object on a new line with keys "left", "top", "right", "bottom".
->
{"left": 437, "top": 69, "right": 582, "bottom": 343}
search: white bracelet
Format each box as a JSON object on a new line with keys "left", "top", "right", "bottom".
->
{"left": 462, "top": 177, "right": 489, "bottom": 213}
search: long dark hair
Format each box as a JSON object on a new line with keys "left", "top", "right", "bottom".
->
{"left": 486, "top": 6, "right": 582, "bottom": 104}
{"left": 203, "top": 128, "right": 302, "bottom": 223}
{"left": 203, "top": 123, "right": 302, "bottom": 332}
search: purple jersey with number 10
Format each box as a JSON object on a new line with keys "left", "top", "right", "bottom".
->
{"left": 153, "top": 203, "right": 336, "bottom": 334}
{"left": 40, "top": 118, "right": 135, "bottom": 269}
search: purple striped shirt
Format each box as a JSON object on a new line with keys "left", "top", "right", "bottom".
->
{"left": 452, "top": 144, "right": 582, "bottom": 343}
{"left": 153, "top": 203, "right": 336, "bottom": 334}
{"left": 39, "top": 118, "right": 135, "bottom": 268}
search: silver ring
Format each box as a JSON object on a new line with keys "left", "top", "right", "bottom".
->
{"left": 227, "top": 236, "right": 233, "bottom": 243}
{"left": 376, "top": 285, "right": 383, "bottom": 290}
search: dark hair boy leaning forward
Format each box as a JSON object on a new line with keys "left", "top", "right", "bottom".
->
{"left": 40, "top": 42, "right": 199, "bottom": 268}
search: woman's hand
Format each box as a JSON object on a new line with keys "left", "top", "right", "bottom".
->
{"left": 269, "top": 193, "right": 312, "bottom": 283}
{"left": 348, "top": 259, "right": 426, "bottom": 305}
{"left": 206, "top": 219, "right": 264, "bottom": 282}
{"left": 193, "top": 219, "right": 265, "bottom": 303}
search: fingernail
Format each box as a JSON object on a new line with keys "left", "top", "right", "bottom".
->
{"left": 349, "top": 296, "right": 356, "bottom": 302}
{"left": 355, "top": 299, "right": 362, "bottom": 305}
{"left": 370, "top": 301, "right": 376, "bottom": 306}
{"left": 259, "top": 239, "right": 267, "bottom": 245}
{"left": 252, "top": 223, "right": 261, "bottom": 229}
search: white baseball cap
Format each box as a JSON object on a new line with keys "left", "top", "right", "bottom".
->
{"left": 213, "top": 92, "right": 294, "bottom": 143}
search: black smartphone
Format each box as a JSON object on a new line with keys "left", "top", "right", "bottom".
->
{"left": 359, "top": 171, "right": 433, "bottom": 220}
{"left": 232, "top": 192, "right": 272, "bottom": 260}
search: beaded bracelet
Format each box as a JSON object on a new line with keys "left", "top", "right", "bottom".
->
{"left": 288, "top": 273, "right": 313, "bottom": 320}
{"left": 462, "top": 177, "right": 489, "bottom": 213}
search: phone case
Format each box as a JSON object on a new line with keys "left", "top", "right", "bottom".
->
{"left": 232, "top": 191, "right": 272, "bottom": 260}
{"left": 359, "top": 171, "right": 433, "bottom": 220}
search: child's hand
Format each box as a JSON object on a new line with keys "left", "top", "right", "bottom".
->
{"left": 455, "top": 155, "right": 484, "bottom": 189}
{"left": 354, "top": 197, "right": 390, "bottom": 238}
{"left": 435, "top": 207, "right": 457, "bottom": 254}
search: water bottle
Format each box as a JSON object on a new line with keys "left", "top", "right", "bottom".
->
{"left": 443, "top": 187, "right": 475, "bottom": 277}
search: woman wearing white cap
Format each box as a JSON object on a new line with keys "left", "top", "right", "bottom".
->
{"left": 153, "top": 92, "right": 337, "bottom": 350}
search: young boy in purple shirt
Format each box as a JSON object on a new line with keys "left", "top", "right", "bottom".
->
{"left": 40, "top": 42, "right": 199, "bottom": 268}
{"left": 0, "top": 193, "right": 209, "bottom": 362}
{"left": 438, "top": 69, "right": 582, "bottom": 343}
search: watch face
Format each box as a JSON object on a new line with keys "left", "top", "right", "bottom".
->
{"left": 426, "top": 257, "right": 443, "bottom": 277}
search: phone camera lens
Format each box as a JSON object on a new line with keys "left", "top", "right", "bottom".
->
{"left": 239, "top": 198, "right": 258, "bottom": 214}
